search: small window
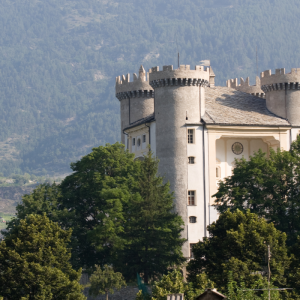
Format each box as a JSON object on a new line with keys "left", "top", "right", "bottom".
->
{"left": 188, "top": 129, "right": 194, "bottom": 144}
{"left": 216, "top": 166, "right": 221, "bottom": 178}
{"left": 188, "top": 157, "right": 195, "bottom": 164}
{"left": 188, "top": 191, "right": 195, "bottom": 206}
{"left": 189, "top": 216, "right": 197, "bottom": 223}
{"left": 127, "top": 138, "right": 129, "bottom": 149}
{"left": 190, "top": 243, "right": 196, "bottom": 258}
{"left": 143, "top": 135, "right": 146, "bottom": 143}
{"left": 132, "top": 138, "right": 136, "bottom": 146}
{"left": 137, "top": 138, "right": 141, "bottom": 147}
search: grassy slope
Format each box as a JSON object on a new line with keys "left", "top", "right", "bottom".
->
{"left": 0, "top": 0, "right": 299, "bottom": 177}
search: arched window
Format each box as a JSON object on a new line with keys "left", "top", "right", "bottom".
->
{"left": 137, "top": 138, "right": 141, "bottom": 147}
{"left": 189, "top": 216, "right": 197, "bottom": 223}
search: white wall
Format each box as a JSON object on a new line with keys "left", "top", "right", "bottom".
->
{"left": 187, "top": 125, "right": 209, "bottom": 244}
{"left": 216, "top": 138, "right": 268, "bottom": 179}
{"left": 291, "top": 128, "right": 300, "bottom": 144}
{"left": 150, "top": 122, "right": 156, "bottom": 156}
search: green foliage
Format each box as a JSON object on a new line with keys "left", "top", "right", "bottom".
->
{"left": 7, "top": 144, "right": 185, "bottom": 283}
{"left": 59, "top": 142, "right": 138, "bottom": 270}
{"left": 149, "top": 269, "right": 208, "bottom": 300}
{"left": 286, "top": 237, "right": 300, "bottom": 298}
{"left": 6, "top": 183, "right": 62, "bottom": 233}
{"left": 115, "top": 151, "right": 185, "bottom": 283}
{"left": 187, "top": 210, "right": 290, "bottom": 292}
{"left": 0, "top": 214, "right": 85, "bottom": 300}
{"left": 136, "top": 269, "right": 214, "bottom": 300}
{"left": 214, "top": 137, "right": 300, "bottom": 245}
{"left": 1, "top": 0, "right": 300, "bottom": 176}
{"left": 226, "top": 272, "right": 282, "bottom": 300}
{"left": 88, "top": 265, "right": 126, "bottom": 299}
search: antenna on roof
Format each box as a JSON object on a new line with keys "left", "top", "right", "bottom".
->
{"left": 256, "top": 46, "right": 258, "bottom": 77}
{"left": 175, "top": 32, "right": 179, "bottom": 68}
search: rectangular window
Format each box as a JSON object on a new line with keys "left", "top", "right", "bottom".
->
{"left": 188, "top": 129, "right": 194, "bottom": 144}
{"left": 127, "top": 138, "right": 129, "bottom": 149}
{"left": 188, "top": 157, "right": 195, "bottom": 164}
{"left": 216, "top": 166, "right": 221, "bottom": 178}
{"left": 190, "top": 243, "right": 196, "bottom": 258}
{"left": 143, "top": 134, "right": 146, "bottom": 143}
{"left": 188, "top": 191, "right": 195, "bottom": 206}
{"left": 132, "top": 138, "right": 136, "bottom": 146}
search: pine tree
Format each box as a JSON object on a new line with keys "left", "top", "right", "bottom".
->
{"left": 117, "top": 151, "right": 185, "bottom": 283}
{"left": 0, "top": 214, "right": 85, "bottom": 300}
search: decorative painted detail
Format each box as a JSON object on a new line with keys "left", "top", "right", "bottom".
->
{"left": 232, "top": 142, "right": 243, "bottom": 155}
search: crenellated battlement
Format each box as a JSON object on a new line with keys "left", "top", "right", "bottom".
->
{"left": 149, "top": 65, "right": 210, "bottom": 88}
{"left": 261, "top": 68, "right": 300, "bottom": 125}
{"left": 226, "top": 76, "right": 265, "bottom": 98}
{"left": 116, "top": 65, "right": 154, "bottom": 100}
{"left": 261, "top": 68, "right": 300, "bottom": 90}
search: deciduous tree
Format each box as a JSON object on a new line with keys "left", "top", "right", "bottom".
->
{"left": 187, "top": 210, "right": 290, "bottom": 292}
{"left": 58, "top": 143, "right": 139, "bottom": 270}
{"left": 214, "top": 137, "right": 300, "bottom": 245}
{"left": 88, "top": 265, "right": 126, "bottom": 300}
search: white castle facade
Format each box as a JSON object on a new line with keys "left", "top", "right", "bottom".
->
{"left": 115, "top": 64, "right": 300, "bottom": 258}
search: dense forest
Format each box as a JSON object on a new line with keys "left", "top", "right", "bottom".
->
{"left": 0, "top": 0, "right": 300, "bottom": 177}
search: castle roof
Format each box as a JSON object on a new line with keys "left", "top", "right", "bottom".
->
{"left": 203, "top": 87, "right": 290, "bottom": 126}
{"left": 123, "top": 113, "right": 155, "bottom": 131}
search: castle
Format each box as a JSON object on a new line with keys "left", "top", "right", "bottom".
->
{"left": 115, "top": 64, "right": 298, "bottom": 258}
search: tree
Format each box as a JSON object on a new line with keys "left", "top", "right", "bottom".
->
{"left": 286, "top": 237, "right": 300, "bottom": 298}
{"left": 59, "top": 143, "right": 139, "bottom": 269}
{"left": 226, "top": 272, "right": 282, "bottom": 300}
{"left": 6, "top": 144, "right": 185, "bottom": 282}
{"left": 116, "top": 151, "right": 185, "bottom": 283}
{"left": 0, "top": 214, "right": 85, "bottom": 300}
{"left": 88, "top": 265, "right": 126, "bottom": 300}
{"left": 141, "top": 268, "right": 213, "bottom": 300}
{"left": 187, "top": 210, "right": 290, "bottom": 292}
{"left": 214, "top": 137, "right": 300, "bottom": 245}
{"left": 6, "top": 183, "right": 63, "bottom": 233}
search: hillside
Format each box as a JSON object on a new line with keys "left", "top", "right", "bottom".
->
{"left": 0, "top": 0, "right": 300, "bottom": 177}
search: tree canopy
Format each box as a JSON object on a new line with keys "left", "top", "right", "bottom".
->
{"left": 88, "top": 265, "right": 126, "bottom": 300}
{"left": 6, "top": 143, "right": 185, "bottom": 283}
{"left": 59, "top": 142, "right": 138, "bottom": 270}
{"left": 0, "top": 214, "right": 85, "bottom": 300}
{"left": 115, "top": 151, "right": 185, "bottom": 283}
{"left": 187, "top": 210, "right": 290, "bottom": 292}
{"left": 214, "top": 137, "right": 300, "bottom": 245}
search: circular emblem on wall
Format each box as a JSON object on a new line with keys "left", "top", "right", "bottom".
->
{"left": 232, "top": 142, "right": 243, "bottom": 155}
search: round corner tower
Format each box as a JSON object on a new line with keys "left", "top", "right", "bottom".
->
{"left": 149, "top": 64, "right": 210, "bottom": 257}
{"left": 116, "top": 66, "right": 154, "bottom": 143}
{"left": 261, "top": 68, "right": 300, "bottom": 125}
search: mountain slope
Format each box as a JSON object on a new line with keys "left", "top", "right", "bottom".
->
{"left": 0, "top": 0, "right": 300, "bottom": 176}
